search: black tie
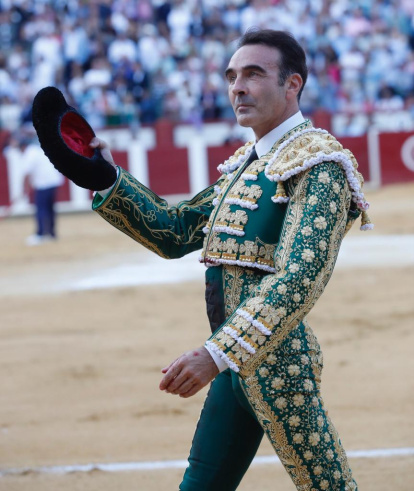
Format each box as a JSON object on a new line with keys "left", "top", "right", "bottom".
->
{"left": 243, "top": 146, "right": 258, "bottom": 169}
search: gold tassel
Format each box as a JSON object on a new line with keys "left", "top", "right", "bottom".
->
{"left": 275, "top": 181, "right": 288, "bottom": 200}
{"left": 360, "top": 210, "right": 374, "bottom": 230}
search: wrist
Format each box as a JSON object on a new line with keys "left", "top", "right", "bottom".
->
{"left": 204, "top": 344, "right": 227, "bottom": 373}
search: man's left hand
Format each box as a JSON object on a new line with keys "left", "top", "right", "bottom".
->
{"left": 160, "top": 346, "right": 219, "bottom": 398}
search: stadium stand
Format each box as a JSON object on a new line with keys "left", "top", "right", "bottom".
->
{"left": 0, "top": 0, "right": 413, "bottom": 137}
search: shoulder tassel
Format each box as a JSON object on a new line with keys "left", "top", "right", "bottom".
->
{"left": 360, "top": 210, "right": 374, "bottom": 231}
{"left": 271, "top": 181, "right": 290, "bottom": 204}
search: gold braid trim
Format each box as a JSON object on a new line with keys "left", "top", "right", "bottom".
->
{"left": 242, "top": 375, "right": 313, "bottom": 489}
{"left": 239, "top": 167, "right": 352, "bottom": 378}
{"left": 264, "top": 129, "right": 371, "bottom": 226}
{"left": 98, "top": 207, "right": 168, "bottom": 258}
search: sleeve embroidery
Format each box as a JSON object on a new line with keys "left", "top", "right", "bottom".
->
{"left": 93, "top": 167, "right": 220, "bottom": 259}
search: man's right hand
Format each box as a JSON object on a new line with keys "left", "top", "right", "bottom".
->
{"left": 89, "top": 137, "right": 116, "bottom": 168}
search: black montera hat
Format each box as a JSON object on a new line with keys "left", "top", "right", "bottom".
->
{"left": 32, "top": 86, "right": 117, "bottom": 190}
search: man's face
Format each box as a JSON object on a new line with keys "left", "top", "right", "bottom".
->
{"left": 225, "top": 44, "right": 295, "bottom": 140}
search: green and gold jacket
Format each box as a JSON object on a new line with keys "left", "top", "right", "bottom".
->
{"left": 92, "top": 121, "right": 372, "bottom": 378}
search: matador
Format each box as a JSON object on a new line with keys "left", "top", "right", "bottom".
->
{"left": 33, "top": 30, "right": 373, "bottom": 491}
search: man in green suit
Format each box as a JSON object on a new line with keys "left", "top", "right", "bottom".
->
{"left": 36, "top": 29, "right": 373, "bottom": 490}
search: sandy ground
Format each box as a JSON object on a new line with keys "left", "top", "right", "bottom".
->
{"left": 0, "top": 182, "right": 413, "bottom": 490}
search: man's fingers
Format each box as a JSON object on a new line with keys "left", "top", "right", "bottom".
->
{"left": 179, "top": 384, "right": 201, "bottom": 398}
{"left": 163, "top": 369, "right": 191, "bottom": 393}
{"left": 161, "top": 363, "right": 173, "bottom": 374}
{"left": 89, "top": 137, "right": 99, "bottom": 148}
{"left": 161, "top": 355, "right": 182, "bottom": 375}
{"left": 88, "top": 137, "right": 117, "bottom": 168}
{"left": 169, "top": 377, "right": 194, "bottom": 395}
{"left": 159, "top": 362, "right": 182, "bottom": 391}
{"left": 89, "top": 137, "right": 106, "bottom": 149}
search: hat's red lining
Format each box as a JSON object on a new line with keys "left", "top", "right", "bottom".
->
{"left": 61, "top": 112, "right": 94, "bottom": 158}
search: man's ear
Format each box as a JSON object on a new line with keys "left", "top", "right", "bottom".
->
{"left": 286, "top": 73, "right": 303, "bottom": 101}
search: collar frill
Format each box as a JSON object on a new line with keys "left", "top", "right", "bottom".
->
{"left": 217, "top": 141, "right": 255, "bottom": 174}
{"left": 216, "top": 127, "right": 373, "bottom": 231}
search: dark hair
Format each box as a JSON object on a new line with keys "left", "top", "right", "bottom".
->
{"left": 237, "top": 29, "right": 308, "bottom": 101}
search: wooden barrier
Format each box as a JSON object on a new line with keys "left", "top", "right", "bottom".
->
{"left": 1, "top": 123, "right": 413, "bottom": 216}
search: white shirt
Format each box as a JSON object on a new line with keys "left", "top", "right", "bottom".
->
{"left": 255, "top": 111, "right": 305, "bottom": 158}
{"left": 23, "top": 144, "right": 64, "bottom": 190}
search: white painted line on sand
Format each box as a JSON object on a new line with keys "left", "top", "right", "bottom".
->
{"left": 0, "top": 235, "right": 412, "bottom": 297}
{"left": 1, "top": 447, "right": 413, "bottom": 477}
{"left": 69, "top": 234, "right": 414, "bottom": 292}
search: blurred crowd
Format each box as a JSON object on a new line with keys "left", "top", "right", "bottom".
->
{"left": 0, "top": 0, "right": 414, "bottom": 133}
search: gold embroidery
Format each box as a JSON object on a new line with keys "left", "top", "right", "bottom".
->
{"left": 208, "top": 163, "right": 352, "bottom": 381}
{"left": 242, "top": 158, "right": 266, "bottom": 176}
{"left": 229, "top": 209, "right": 248, "bottom": 229}
{"left": 227, "top": 182, "right": 263, "bottom": 203}
{"left": 222, "top": 238, "right": 239, "bottom": 254}
{"left": 265, "top": 130, "right": 364, "bottom": 201}
{"left": 242, "top": 371, "right": 313, "bottom": 488}
{"left": 223, "top": 265, "right": 244, "bottom": 317}
{"left": 239, "top": 241, "right": 259, "bottom": 257}
{"left": 222, "top": 252, "right": 237, "bottom": 261}
{"left": 98, "top": 207, "right": 168, "bottom": 258}
{"left": 239, "top": 321, "right": 356, "bottom": 489}
{"left": 227, "top": 179, "right": 246, "bottom": 195}
{"left": 240, "top": 168, "right": 351, "bottom": 377}
{"left": 96, "top": 169, "right": 216, "bottom": 258}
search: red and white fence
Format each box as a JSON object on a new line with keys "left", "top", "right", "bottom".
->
{"left": 1, "top": 121, "right": 413, "bottom": 217}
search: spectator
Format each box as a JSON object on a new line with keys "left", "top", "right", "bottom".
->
{"left": 344, "top": 7, "right": 372, "bottom": 38}
{"left": 107, "top": 31, "right": 137, "bottom": 65}
{"left": 375, "top": 85, "right": 405, "bottom": 111}
{"left": 83, "top": 57, "right": 112, "bottom": 89}
{"left": 0, "top": 54, "right": 14, "bottom": 99}
{"left": 0, "top": 0, "right": 412, "bottom": 134}
{"left": 137, "top": 23, "right": 170, "bottom": 74}
{"left": 167, "top": 0, "right": 194, "bottom": 47}
{"left": 18, "top": 137, "right": 64, "bottom": 246}
{"left": 62, "top": 20, "right": 90, "bottom": 74}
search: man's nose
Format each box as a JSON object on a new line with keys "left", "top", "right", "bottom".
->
{"left": 231, "top": 77, "right": 247, "bottom": 95}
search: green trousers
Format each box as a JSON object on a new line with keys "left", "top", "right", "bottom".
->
{"left": 180, "top": 267, "right": 357, "bottom": 490}
{"left": 180, "top": 369, "right": 263, "bottom": 490}
{"left": 180, "top": 321, "right": 358, "bottom": 490}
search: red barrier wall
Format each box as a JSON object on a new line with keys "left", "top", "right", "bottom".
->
{"left": 207, "top": 143, "right": 243, "bottom": 184}
{"left": 112, "top": 150, "right": 129, "bottom": 172}
{"left": 147, "top": 147, "right": 190, "bottom": 195}
{"left": 57, "top": 178, "right": 70, "bottom": 202}
{"left": 339, "top": 135, "right": 370, "bottom": 182}
{"left": 1, "top": 126, "right": 414, "bottom": 215}
{"left": 378, "top": 131, "right": 414, "bottom": 185}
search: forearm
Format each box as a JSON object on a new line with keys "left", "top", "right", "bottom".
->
{"left": 93, "top": 167, "right": 218, "bottom": 259}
